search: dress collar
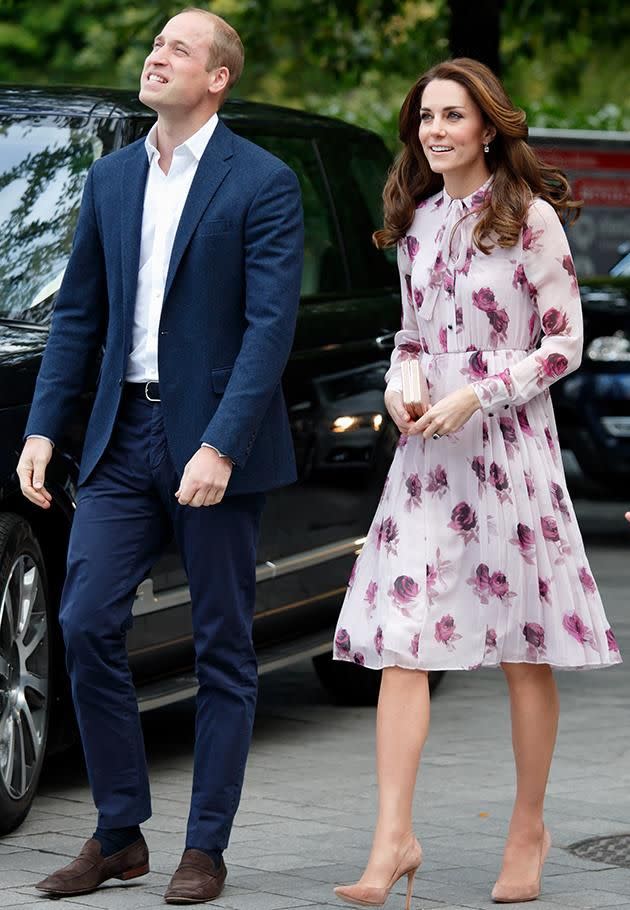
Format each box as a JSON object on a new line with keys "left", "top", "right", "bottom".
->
{"left": 442, "top": 174, "right": 494, "bottom": 211}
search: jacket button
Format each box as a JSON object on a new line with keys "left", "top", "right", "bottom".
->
{"left": 118, "top": 378, "right": 123, "bottom": 387}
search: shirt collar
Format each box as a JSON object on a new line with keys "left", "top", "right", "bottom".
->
{"left": 144, "top": 113, "right": 219, "bottom": 165}
{"left": 442, "top": 173, "right": 494, "bottom": 211}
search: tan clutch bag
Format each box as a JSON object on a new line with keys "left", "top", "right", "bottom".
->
{"left": 401, "top": 358, "right": 430, "bottom": 414}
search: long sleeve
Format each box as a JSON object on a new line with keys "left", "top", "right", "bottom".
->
{"left": 385, "top": 239, "right": 423, "bottom": 393}
{"left": 471, "top": 198, "right": 583, "bottom": 411}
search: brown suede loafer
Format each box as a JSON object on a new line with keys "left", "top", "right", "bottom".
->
{"left": 164, "top": 849, "right": 227, "bottom": 904}
{"left": 35, "top": 836, "right": 149, "bottom": 896}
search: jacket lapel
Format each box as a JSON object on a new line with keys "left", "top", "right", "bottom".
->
{"left": 120, "top": 143, "right": 149, "bottom": 328}
{"left": 163, "top": 119, "right": 234, "bottom": 302}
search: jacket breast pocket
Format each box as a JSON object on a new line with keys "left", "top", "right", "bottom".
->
{"left": 196, "top": 219, "right": 237, "bottom": 237}
{"left": 211, "top": 366, "right": 233, "bottom": 394}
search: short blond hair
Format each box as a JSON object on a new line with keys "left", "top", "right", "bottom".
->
{"left": 179, "top": 8, "right": 244, "bottom": 90}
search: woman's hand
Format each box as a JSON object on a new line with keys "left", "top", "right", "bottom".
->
{"left": 409, "top": 386, "right": 481, "bottom": 439}
{"left": 384, "top": 388, "right": 426, "bottom": 434}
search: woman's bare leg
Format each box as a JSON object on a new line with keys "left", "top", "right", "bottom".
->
{"left": 358, "top": 666, "right": 430, "bottom": 885}
{"left": 496, "top": 662, "right": 559, "bottom": 890}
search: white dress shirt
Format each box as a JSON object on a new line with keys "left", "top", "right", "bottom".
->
{"left": 126, "top": 113, "right": 218, "bottom": 382}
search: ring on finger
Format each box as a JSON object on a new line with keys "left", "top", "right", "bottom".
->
{"left": 432, "top": 432, "right": 441, "bottom": 440}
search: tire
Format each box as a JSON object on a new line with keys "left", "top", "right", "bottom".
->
{"left": 313, "top": 650, "right": 445, "bottom": 706}
{"left": 0, "top": 514, "right": 51, "bottom": 835}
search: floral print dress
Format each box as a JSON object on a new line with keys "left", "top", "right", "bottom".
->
{"left": 334, "top": 177, "right": 621, "bottom": 671}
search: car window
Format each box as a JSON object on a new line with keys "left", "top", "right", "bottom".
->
{"left": 239, "top": 134, "right": 348, "bottom": 297}
{"left": 318, "top": 134, "right": 397, "bottom": 291}
{"left": 0, "top": 114, "right": 115, "bottom": 324}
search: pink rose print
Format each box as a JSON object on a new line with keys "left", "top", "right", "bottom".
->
{"left": 420, "top": 335, "right": 430, "bottom": 353}
{"left": 426, "top": 548, "right": 452, "bottom": 606}
{"left": 470, "top": 187, "right": 490, "bottom": 209}
{"left": 489, "top": 461, "right": 511, "bottom": 504}
{"left": 414, "top": 287, "right": 424, "bottom": 310}
{"left": 470, "top": 455, "right": 486, "bottom": 491}
{"left": 443, "top": 271, "right": 455, "bottom": 297}
{"left": 439, "top": 325, "right": 448, "bottom": 352}
{"left": 488, "top": 308, "right": 510, "bottom": 341}
{"left": 562, "top": 612, "right": 598, "bottom": 651}
{"left": 433, "top": 195, "right": 444, "bottom": 209}
{"left": 459, "top": 246, "right": 475, "bottom": 276}
{"left": 374, "top": 625, "right": 384, "bottom": 656}
{"left": 542, "top": 308, "right": 569, "bottom": 335}
{"left": 434, "top": 614, "right": 462, "bottom": 651}
{"left": 499, "top": 417, "right": 519, "bottom": 458}
{"left": 399, "top": 340, "right": 424, "bottom": 359}
{"left": 538, "top": 577, "right": 551, "bottom": 605}
{"left": 404, "top": 274, "right": 412, "bottom": 304}
{"left": 516, "top": 406, "right": 534, "bottom": 437}
{"left": 410, "top": 633, "right": 420, "bottom": 658}
{"left": 467, "top": 563, "right": 491, "bottom": 602}
{"left": 485, "top": 628, "right": 497, "bottom": 654}
{"left": 578, "top": 567, "right": 596, "bottom": 595}
{"left": 550, "top": 482, "right": 570, "bottom": 519}
{"left": 335, "top": 628, "right": 351, "bottom": 658}
{"left": 348, "top": 561, "right": 357, "bottom": 589}
{"left": 375, "top": 516, "right": 399, "bottom": 555}
{"left": 541, "top": 516, "right": 559, "bottom": 542}
{"left": 455, "top": 306, "right": 463, "bottom": 333}
{"left": 461, "top": 350, "right": 488, "bottom": 380}
{"left": 524, "top": 471, "right": 536, "bottom": 498}
{"left": 544, "top": 426, "right": 558, "bottom": 464}
{"left": 448, "top": 501, "right": 479, "bottom": 545}
{"left": 606, "top": 628, "right": 620, "bottom": 653}
{"left": 396, "top": 433, "right": 408, "bottom": 450}
{"left": 490, "top": 571, "right": 514, "bottom": 601}
{"left": 405, "top": 473, "right": 422, "bottom": 512}
{"left": 512, "top": 263, "right": 528, "bottom": 291}
{"left": 510, "top": 522, "right": 536, "bottom": 565}
{"left": 522, "top": 222, "right": 544, "bottom": 252}
{"left": 429, "top": 251, "right": 447, "bottom": 288}
{"left": 353, "top": 652, "right": 365, "bottom": 665}
{"left": 523, "top": 622, "right": 546, "bottom": 661}
{"left": 364, "top": 580, "right": 378, "bottom": 611}
{"left": 561, "top": 255, "right": 579, "bottom": 296}
{"left": 536, "top": 352, "right": 569, "bottom": 386}
{"left": 482, "top": 421, "right": 489, "bottom": 444}
{"left": 528, "top": 311, "right": 539, "bottom": 344}
{"left": 472, "top": 287, "right": 496, "bottom": 313}
{"left": 389, "top": 575, "right": 420, "bottom": 606}
{"left": 406, "top": 235, "right": 419, "bottom": 260}
{"left": 426, "top": 464, "right": 448, "bottom": 498}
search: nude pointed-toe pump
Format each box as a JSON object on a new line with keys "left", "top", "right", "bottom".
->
{"left": 491, "top": 827, "right": 551, "bottom": 904}
{"left": 334, "top": 838, "right": 422, "bottom": 909}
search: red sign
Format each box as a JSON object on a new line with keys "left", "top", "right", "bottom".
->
{"left": 535, "top": 147, "right": 630, "bottom": 173}
{"left": 573, "top": 178, "right": 630, "bottom": 208}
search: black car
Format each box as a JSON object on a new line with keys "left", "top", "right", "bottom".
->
{"left": 0, "top": 85, "right": 421, "bottom": 835}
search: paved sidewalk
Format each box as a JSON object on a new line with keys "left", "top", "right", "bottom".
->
{"left": 1, "top": 534, "right": 629, "bottom": 910}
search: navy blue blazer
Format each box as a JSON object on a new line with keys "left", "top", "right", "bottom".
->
{"left": 25, "top": 120, "right": 304, "bottom": 494}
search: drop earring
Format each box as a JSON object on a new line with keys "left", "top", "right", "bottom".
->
{"left": 483, "top": 143, "right": 490, "bottom": 153}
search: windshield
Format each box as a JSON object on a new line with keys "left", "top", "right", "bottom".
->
{"left": 0, "top": 114, "right": 104, "bottom": 324}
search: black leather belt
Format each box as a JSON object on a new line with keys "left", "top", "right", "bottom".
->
{"left": 124, "top": 381, "right": 161, "bottom": 402}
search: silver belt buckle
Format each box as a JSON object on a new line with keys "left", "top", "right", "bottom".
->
{"left": 145, "top": 381, "right": 160, "bottom": 402}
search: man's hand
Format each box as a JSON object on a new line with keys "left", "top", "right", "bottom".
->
{"left": 17, "top": 438, "right": 54, "bottom": 509}
{"left": 176, "top": 447, "right": 233, "bottom": 507}
{"left": 411, "top": 385, "right": 481, "bottom": 439}
{"left": 384, "top": 388, "right": 424, "bottom": 435}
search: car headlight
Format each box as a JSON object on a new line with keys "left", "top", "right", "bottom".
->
{"left": 586, "top": 332, "right": 630, "bottom": 361}
{"left": 331, "top": 414, "right": 384, "bottom": 433}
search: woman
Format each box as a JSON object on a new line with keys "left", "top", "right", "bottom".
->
{"left": 333, "top": 58, "right": 622, "bottom": 908}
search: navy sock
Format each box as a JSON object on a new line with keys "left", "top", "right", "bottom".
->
{"left": 93, "top": 825, "right": 141, "bottom": 858}
{"left": 187, "top": 846, "right": 223, "bottom": 867}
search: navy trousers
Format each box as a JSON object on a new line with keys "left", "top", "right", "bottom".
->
{"left": 59, "top": 392, "right": 265, "bottom": 851}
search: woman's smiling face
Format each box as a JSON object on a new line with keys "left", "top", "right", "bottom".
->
{"left": 419, "top": 79, "right": 494, "bottom": 183}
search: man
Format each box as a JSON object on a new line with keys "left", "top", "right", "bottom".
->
{"left": 17, "top": 8, "right": 303, "bottom": 904}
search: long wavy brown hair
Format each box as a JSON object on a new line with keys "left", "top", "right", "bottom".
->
{"left": 374, "top": 58, "right": 581, "bottom": 252}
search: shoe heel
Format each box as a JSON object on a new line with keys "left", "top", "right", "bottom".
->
{"left": 404, "top": 868, "right": 417, "bottom": 910}
{"left": 117, "top": 863, "right": 150, "bottom": 881}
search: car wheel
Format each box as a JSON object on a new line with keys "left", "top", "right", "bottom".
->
{"left": 312, "top": 651, "right": 445, "bottom": 705}
{"left": 0, "top": 514, "right": 51, "bottom": 835}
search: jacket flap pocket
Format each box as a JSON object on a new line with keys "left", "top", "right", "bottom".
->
{"left": 211, "top": 366, "right": 233, "bottom": 393}
{"left": 197, "top": 219, "right": 236, "bottom": 236}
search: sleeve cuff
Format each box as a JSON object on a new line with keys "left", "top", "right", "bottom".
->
{"left": 471, "top": 370, "right": 513, "bottom": 413}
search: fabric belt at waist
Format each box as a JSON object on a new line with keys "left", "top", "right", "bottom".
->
{"left": 124, "top": 381, "right": 161, "bottom": 402}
